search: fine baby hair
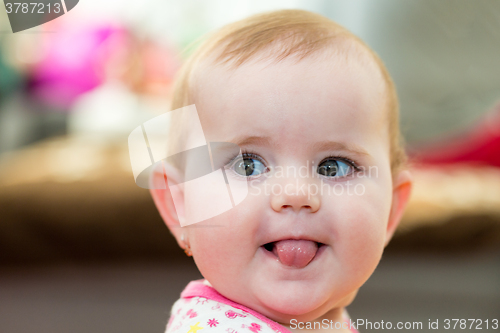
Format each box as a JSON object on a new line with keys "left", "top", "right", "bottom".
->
{"left": 166, "top": 9, "right": 407, "bottom": 177}
{"left": 146, "top": 8, "right": 413, "bottom": 333}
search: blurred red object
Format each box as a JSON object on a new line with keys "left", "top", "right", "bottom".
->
{"left": 409, "top": 103, "right": 500, "bottom": 168}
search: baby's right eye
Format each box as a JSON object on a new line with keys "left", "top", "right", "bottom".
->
{"left": 230, "top": 154, "right": 267, "bottom": 177}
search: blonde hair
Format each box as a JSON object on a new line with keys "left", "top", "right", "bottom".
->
{"left": 167, "top": 9, "right": 407, "bottom": 176}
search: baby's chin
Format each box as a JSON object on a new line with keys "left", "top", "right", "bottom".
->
{"left": 251, "top": 280, "right": 356, "bottom": 322}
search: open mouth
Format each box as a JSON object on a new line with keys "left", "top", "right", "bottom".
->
{"left": 262, "top": 240, "right": 324, "bottom": 268}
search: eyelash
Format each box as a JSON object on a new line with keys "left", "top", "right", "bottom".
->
{"left": 320, "top": 154, "right": 361, "bottom": 173}
{"left": 225, "top": 149, "right": 361, "bottom": 176}
{"left": 224, "top": 149, "right": 267, "bottom": 170}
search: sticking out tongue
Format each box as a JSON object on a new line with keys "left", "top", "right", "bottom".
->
{"left": 272, "top": 240, "right": 318, "bottom": 268}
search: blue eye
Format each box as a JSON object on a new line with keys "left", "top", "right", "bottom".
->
{"left": 317, "top": 159, "right": 354, "bottom": 177}
{"left": 231, "top": 155, "right": 267, "bottom": 177}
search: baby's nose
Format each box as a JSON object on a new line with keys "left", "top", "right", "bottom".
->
{"left": 270, "top": 178, "right": 320, "bottom": 213}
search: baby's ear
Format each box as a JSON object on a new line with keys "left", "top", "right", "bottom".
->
{"left": 149, "top": 162, "right": 185, "bottom": 247}
{"left": 385, "top": 170, "right": 413, "bottom": 247}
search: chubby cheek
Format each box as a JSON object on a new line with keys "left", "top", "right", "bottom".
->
{"left": 190, "top": 227, "right": 233, "bottom": 280}
{"left": 332, "top": 181, "right": 391, "bottom": 285}
{"left": 188, "top": 202, "right": 260, "bottom": 286}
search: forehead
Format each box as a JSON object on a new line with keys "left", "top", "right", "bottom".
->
{"left": 191, "top": 48, "right": 388, "bottom": 156}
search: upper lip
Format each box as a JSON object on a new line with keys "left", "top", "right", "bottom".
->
{"left": 259, "top": 216, "right": 328, "bottom": 247}
{"left": 260, "top": 234, "right": 325, "bottom": 246}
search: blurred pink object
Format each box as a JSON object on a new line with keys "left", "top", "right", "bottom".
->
{"left": 29, "top": 22, "right": 129, "bottom": 110}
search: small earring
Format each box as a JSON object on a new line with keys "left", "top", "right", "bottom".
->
{"left": 181, "top": 233, "right": 192, "bottom": 257}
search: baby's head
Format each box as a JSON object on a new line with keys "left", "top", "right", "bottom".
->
{"left": 151, "top": 9, "right": 412, "bottom": 326}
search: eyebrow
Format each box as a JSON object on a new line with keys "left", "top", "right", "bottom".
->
{"left": 230, "top": 135, "right": 370, "bottom": 156}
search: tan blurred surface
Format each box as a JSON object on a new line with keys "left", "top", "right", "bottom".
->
{"left": 401, "top": 165, "right": 500, "bottom": 229}
{"left": 0, "top": 136, "right": 179, "bottom": 264}
{"left": 1, "top": 136, "right": 500, "bottom": 264}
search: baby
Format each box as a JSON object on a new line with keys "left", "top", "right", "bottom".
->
{"left": 149, "top": 9, "right": 412, "bottom": 333}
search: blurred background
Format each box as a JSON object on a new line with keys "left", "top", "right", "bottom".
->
{"left": 1, "top": 0, "right": 499, "bottom": 332}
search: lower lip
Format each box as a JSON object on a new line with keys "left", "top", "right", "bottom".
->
{"left": 259, "top": 243, "right": 327, "bottom": 268}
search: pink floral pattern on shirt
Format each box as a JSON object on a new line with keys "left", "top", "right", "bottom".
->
{"left": 166, "top": 296, "right": 279, "bottom": 333}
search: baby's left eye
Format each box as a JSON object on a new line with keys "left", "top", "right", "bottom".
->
{"left": 317, "top": 159, "right": 354, "bottom": 177}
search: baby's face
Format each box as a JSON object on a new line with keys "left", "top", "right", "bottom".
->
{"left": 184, "top": 50, "right": 394, "bottom": 322}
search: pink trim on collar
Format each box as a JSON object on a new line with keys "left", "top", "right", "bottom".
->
{"left": 180, "top": 279, "right": 293, "bottom": 333}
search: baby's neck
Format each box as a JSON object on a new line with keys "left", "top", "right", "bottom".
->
{"left": 282, "top": 308, "right": 353, "bottom": 333}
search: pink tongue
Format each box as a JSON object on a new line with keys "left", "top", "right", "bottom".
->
{"left": 273, "top": 240, "right": 318, "bottom": 268}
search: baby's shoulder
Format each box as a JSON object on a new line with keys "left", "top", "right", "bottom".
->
{"left": 165, "top": 296, "right": 280, "bottom": 333}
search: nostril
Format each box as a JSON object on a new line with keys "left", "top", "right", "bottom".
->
{"left": 282, "top": 204, "right": 312, "bottom": 210}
